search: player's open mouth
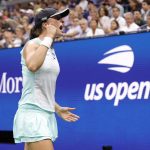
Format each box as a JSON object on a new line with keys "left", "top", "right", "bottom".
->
{"left": 59, "top": 25, "right": 63, "bottom": 30}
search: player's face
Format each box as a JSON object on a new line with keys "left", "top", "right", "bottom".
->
{"left": 47, "top": 17, "right": 63, "bottom": 36}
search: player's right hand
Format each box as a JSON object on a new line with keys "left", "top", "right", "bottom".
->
{"left": 45, "top": 24, "right": 57, "bottom": 39}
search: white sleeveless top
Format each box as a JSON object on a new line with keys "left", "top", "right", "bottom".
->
{"left": 18, "top": 38, "right": 60, "bottom": 112}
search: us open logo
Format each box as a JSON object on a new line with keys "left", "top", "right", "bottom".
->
{"left": 98, "top": 45, "right": 134, "bottom": 73}
{"left": 84, "top": 45, "right": 150, "bottom": 106}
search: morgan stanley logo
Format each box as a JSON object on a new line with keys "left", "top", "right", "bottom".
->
{"left": 98, "top": 45, "right": 134, "bottom": 73}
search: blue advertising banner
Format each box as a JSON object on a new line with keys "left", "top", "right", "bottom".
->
{"left": 0, "top": 32, "right": 150, "bottom": 150}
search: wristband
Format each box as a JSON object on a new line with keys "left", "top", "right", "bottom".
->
{"left": 40, "top": 37, "right": 53, "bottom": 48}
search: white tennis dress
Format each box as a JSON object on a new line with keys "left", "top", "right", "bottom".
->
{"left": 13, "top": 38, "right": 60, "bottom": 143}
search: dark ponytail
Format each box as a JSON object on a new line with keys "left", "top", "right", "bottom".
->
{"left": 30, "top": 24, "right": 43, "bottom": 39}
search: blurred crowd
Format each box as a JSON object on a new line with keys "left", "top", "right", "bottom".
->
{"left": 0, "top": 0, "right": 150, "bottom": 48}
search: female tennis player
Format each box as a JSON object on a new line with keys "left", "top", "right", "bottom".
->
{"left": 13, "top": 7, "right": 79, "bottom": 150}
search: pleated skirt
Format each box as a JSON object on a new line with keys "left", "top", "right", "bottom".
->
{"left": 13, "top": 104, "right": 58, "bottom": 143}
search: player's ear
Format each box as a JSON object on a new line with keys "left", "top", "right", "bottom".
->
{"left": 42, "top": 21, "right": 48, "bottom": 29}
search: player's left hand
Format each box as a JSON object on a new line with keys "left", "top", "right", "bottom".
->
{"left": 56, "top": 107, "right": 80, "bottom": 122}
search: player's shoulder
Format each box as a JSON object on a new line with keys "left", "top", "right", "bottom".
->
{"left": 21, "top": 38, "right": 40, "bottom": 55}
{"left": 26, "top": 38, "right": 40, "bottom": 49}
{"left": 28, "top": 38, "right": 40, "bottom": 45}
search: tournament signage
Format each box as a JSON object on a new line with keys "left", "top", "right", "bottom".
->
{"left": 0, "top": 32, "right": 150, "bottom": 150}
{"left": 0, "top": 72, "right": 22, "bottom": 94}
{"left": 84, "top": 45, "right": 150, "bottom": 106}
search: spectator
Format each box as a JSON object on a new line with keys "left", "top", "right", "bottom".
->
{"left": 0, "top": 28, "right": 3, "bottom": 48}
{"left": 0, "top": 26, "right": 22, "bottom": 48}
{"left": 107, "top": 19, "right": 120, "bottom": 34}
{"left": 140, "top": 11, "right": 150, "bottom": 30}
{"left": 79, "top": 18, "right": 92, "bottom": 37}
{"left": 87, "top": 19, "right": 105, "bottom": 36}
{"left": 33, "top": 1, "right": 42, "bottom": 12}
{"left": 64, "top": 17, "right": 82, "bottom": 39}
{"left": 21, "top": 16, "right": 33, "bottom": 41}
{"left": 66, "top": 10, "right": 79, "bottom": 30}
{"left": 15, "top": 25, "right": 28, "bottom": 46}
{"left": 134, "top": 10, "right": 146, "bottom": 26}
{"left": 67, "top": 0, "right": 79, "bottom": 8}
{"left": 0, "top": 0, "right": 149, "bottom": 49}
{"left": 74, "top": 5, "right": 84, "bottom": 19}
{"left": 25, "top": 9, "right": 34, "bottom": 24}
{"left": 108, "top": 0, "right": 124, "bottom": 17}
{"left": 2, "top": 9, "right": 10, "bottom": 20}
{"left": 87, "top": 8, "right": 99, "bottom": 23}
{"left": 88, "top": 0, "right": 97, "bottom": 12}
{"left": 128, "top": 0, "right": 141, "bottom": 13}
{"left": 5, "top": 18, "right": 19, "bottom": 31}
{"left": 79, "top": 0, "right": 88, "bottom": 11}
{"left": 120, "top": 12, "right": 140, "bottom": 32}
{"left": 98, "top": 6, "right": 111, "bottom": 32}
{"left": 68, "top": 10, "right": 79, "bottom": 23}
{"left": 141, "top": 0, "right": 150, "bottom": 21}
{"left": 55, "top": 0, "right": 68, "bottom": 11}
{"left": 146, "top": 11, "right": 150, "bottom": 30}
{"left": 12, "top": 9, "right": 23, "bottom": 24}
{"left": 110, "top": 6, "right": 126, "bottom": 28}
